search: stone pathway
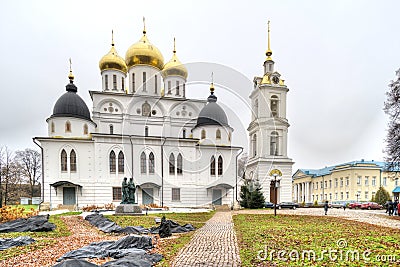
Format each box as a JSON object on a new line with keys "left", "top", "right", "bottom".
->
{"left": 173, "top": 211, "right": 241, "bottom": 267}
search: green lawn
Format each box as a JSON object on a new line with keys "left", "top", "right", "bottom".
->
{"left": 108, "top": 211, "right": 215, "bottom": 266}
{"left": 234, "top": 214, "right": 400, "bottom": 267}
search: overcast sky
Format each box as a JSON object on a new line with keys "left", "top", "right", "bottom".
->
{"left": 1, "top": 0, "right": 399, "bottom": 172}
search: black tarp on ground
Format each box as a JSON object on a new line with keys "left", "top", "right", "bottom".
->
{"left": 52, "top": 259, "right": 98, "bottom": 267}
{"left": 57, "top": 235, "right": 153, "bottom": 261}
{"left": 55, "top": 235, "right": 162, "bottom": 267}
{"left": 0, "top": 215, "right": 56, "bottom": 233}
{"left": 0, "top": 236, "right": 35, "bottom": 250}
{"left": 85, "top": 212, "right": 195, "bottom": 235}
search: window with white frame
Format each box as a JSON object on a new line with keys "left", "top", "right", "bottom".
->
{"left": 172, "top": 188, "right": 180, "bottom": 201}
{"left": 383, "top": 177, "right": 387, "bottom": 186}
{"left": 357, "top": 176, "right": 362, "bottom": 185}
{"left": 365, "top": 176, "right": 369, "bottom": 186}
{"left": 345, "top": 177, "right": 349, "bottom": 186}
{"left": 365, "top": 191, "right": 369, "bottom": 200}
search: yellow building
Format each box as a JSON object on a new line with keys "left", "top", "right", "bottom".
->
{"left": 292, "top": 160, "right": 400, "bottom": 203}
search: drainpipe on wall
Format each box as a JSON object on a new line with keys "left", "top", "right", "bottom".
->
{"left": 160, "top": 137, "right": 167, "bottom": 207}
{"left": 235, "top": 147, "right": 244, "bottom": 202}
{"left": 33, "top": 138, "right": 44, "bottom": 202}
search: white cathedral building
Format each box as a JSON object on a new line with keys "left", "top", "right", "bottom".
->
{"left": 34, "top": 23, "right": 293, "bottom": 209}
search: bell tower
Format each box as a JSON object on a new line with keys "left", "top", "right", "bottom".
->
{"left": 245, "top": 21, "right": 294, "bottom": 203}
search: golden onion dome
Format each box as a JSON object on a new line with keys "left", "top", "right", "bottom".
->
{"left": 125, "top": 29, "right": 164, "bottom": 70}
{"left": 99, "top": 32, "right": 127, "bottom": 73}
{"left": 162, "top": 38, "right": 188, "bottom": 79}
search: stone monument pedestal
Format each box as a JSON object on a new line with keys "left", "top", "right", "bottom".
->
{"left": 114, "top": 204, "right": 143, "bottom": 216}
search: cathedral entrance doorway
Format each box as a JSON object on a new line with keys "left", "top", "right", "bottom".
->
{"left": 63, "top": 187, "right": 76, "bottom": 205}
{"left": 142, "top": 188, "right": 154, "bottom": 204}
{"left": 212, "top": 189, "right": 222, "bottom": 205}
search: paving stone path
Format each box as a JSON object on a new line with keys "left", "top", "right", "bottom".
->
{"left": 173, "top": 211, "right": 241, "bottom": 267}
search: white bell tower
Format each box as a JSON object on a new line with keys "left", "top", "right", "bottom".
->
{"left": 245, "top": 21, "right": 294, "bottom": 203}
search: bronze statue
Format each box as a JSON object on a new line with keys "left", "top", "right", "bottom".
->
{"left": 128, "top": 177, "right": 136, "bottom": 204}
{"left": 121, "top": 177, "right": 129, "bottom": 204}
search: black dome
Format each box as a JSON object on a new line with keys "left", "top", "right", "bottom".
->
{"left": 196, "top": 92, "right": 229, "bottom": 127}
{"left": 51, "top": 80, "right": 91, "bottom": 121}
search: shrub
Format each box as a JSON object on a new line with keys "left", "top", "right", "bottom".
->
{"left": 104, "top": 203, "right": 115, "bottom": 210}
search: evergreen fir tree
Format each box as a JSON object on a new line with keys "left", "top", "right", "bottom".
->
{"left": 373, "top": 186, "right": 391, "bottom": 205}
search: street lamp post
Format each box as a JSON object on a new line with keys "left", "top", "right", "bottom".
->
{"left": 269, "top": 169, "right": 282, "bottom": 217}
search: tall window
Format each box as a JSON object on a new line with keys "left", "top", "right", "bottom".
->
{"left": 177, "top": 153, "right": 183, "bottom": 174}
{"left": 105, "top": 74, "right": 109, "bottom": 90}
{"left": 168, "top": 81, "right": 171, "bottom": 94}
{"left": 365, "top": 176, "right": 369, "bottom": 186}
{"left": 216, "top": 129, "right": 221, "bottom": 140}
{"left": 329, "top": 180, "right": 332, "bottom": 188}
{"left": 169, "top": 153, "right": 175, "bottom": 174}
{"left": 218, "top": 156, "right": 223, "bottom": 175}
{"left": 270, "top": 131, "right": 278, "bottom": 156}
{"left": 346, "top": 177, "right": 349, "bottom": 186}
{"left": 109, "top": 151, "right": 116, "bottom": 173}
{"left": 70, "top": 150, "right": 76, "bottom": 172}
{"left": 340, "top": 178, "right": 343, "bottom": 187}
{"left": 176, "top": 81, "right": 180, "bottom": 95}
{"left": 201, "top": 129, "right": 206, "bottom": 139}
{"left": 61, "top": 149, "right": 67, "bottom": 172}
{"left": 357, "top": 176, "right": 361, "bottom": 185}
{"left": 210, "top": 156, "right": 216, "bottom": 176}
{"left": 270, "top": 95, "right": 279, "bottom": 117}
{"left": 65, "top": 121, "right": 71, "bottom": 133}
{"left": 154, "top": 75, "right": 158, "bottom": 94}
{"left": 372, "top": 176, "right": 376, "bottom": 186}
{"left": 113, "top": 75, "right": 117, "bottom": 90}
{"left": 142, "top": 102, "right": 151, "bottom": 116}
{"left": 121, "top": 77, "right": 125, "bottom": 91}
{"left": 253, "top": 134, "right": 257, "bottom": 157}
{"left": 112, "top": 187, "right": 122, "bottom": 201}
{"left": 140, "top": 152, "right": 147, "bottom": 174}
{"left": 118, "top": 151, "right": 124, "bottom": 173}
{"left": 335, "top": 178, "right": 338, "bottom": 187}
{"left": 183, "top": 83, "right": 186, "bottom": 97}
{"left": 132, "top": 73, "right": 135, "bottom": 93}
{"left": 149, "top": 152, "right": 155, "bottom": 174}
{"left": 142, "top": 72, "right": 147, "bottom": 91}
{"left": 172, "top": 188, "right": 180, "bottom": 201}
{"left": 110, "top": 124, "right": 114, "bottom": 134}
{"left": 51, "top": 122, "right": 55, "bottom": 133}
{"left": 145, "top": 126, "right": 149, "bottom": 137}
{"left": 182, "top": 129, "right": 186, "bottom": 138}
{"left": 83, "top": 124, "right": 88, "bottom": 135}
{"left": 383, "top": 177, "right": 387, "bottom": 186}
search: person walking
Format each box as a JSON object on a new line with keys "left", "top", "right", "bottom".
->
{"left": 388, "top": 200, "right": 394, "bottom": 216}
{"left": 343, "top": 202, "right": 346, "bottom": 211}
{"left": 394, "top": 199, "right": 399, "bottom": 216}
{"left": 324, "top": 201, "right": 329, "bottom": 215}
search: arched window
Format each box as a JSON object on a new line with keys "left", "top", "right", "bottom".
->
{"left": 83, "top": 124, "right": 88, "bottom": 135}
{"left": 270, "top": 131, "right": 279, "bottom": 156}
{"left": 142, "top": 102, "right": 151, "bottom": 116}
{"left": 154, "top": 75, "right": 158, "bottom": 94}
{"left": 51, "top": 122, "right": 55, "bottom": 133}
{"left": 118, "top": 151, "right": 124, "bottom": 173}
{"left": 218, "top": 156, "right": 223, "bottom": 175}
{"left": 177, "top": 153, "right": 183, "bottom": 174}
{"left": 70, "top": 150, "right": 77, "bottom": 172}
{"left": 182, "top": 129, "right": 186, "bottom": 138}
{"left": 121, "top": 77, "right": 125, "bottom": 91}
{"left": 140, "top": 152, "right": 147, "bottom": 174}
{"left": 132, "top": 73, "right": 135, "bottom": 93}
{"left": 183, "top": 83, "right": 186, "bottom": 97}
{"left": 169, "top": 153, "right": 175, "bottom": 175}
{"left": 109, "top": 151, "right": 116, "bottom": 173}
{"left": 216, "top": 129, "right": 221, "bottom": 140}
{"left": 210, "top": 156, "right": 216, "bottom": 176}
{"left": 110, "top": 125, "right": 114, "bottom": 134}
{"left": 253, "top": 134, "right": 257, "bottom": 157}
{"left": 270, "top": 95, "right": 279, "bottom": 117}
{"left": 176, "top": 81, "right": 180, "bottom": 95}
{"left": 65, "top": 121, "right": 71, "bottom": 133}
{"left": 61, "top": 149, "right": 67, "bottom": 172}
{"left": 201, "top": 129, "right": 206, "bottom": 139}
{"left": 149, "top": 152, "right": 155, "bottom": 174}
{"left": 228, "top": 132, "right": 231, "bottom": 142}
{"left": 145, "top": 126, "right": 149, "bottom": 137}
{"left": 142, "top": 72, "right": 147, "bottom": 91}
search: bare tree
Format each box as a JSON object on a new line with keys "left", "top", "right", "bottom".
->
{"left": 384, "top": 69, "right": 400, "bottom": 170}
{"left": 1, "top": 147, "right": 16, "bottom": 206}
{"left": 237, "top": 153, "right": 248, "bottom": 179}
{"left": 0, "top": 146, "right": 3, "bottom": 208}
{"left": 16, "top": 149, "right": 41, "bottom": 198}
